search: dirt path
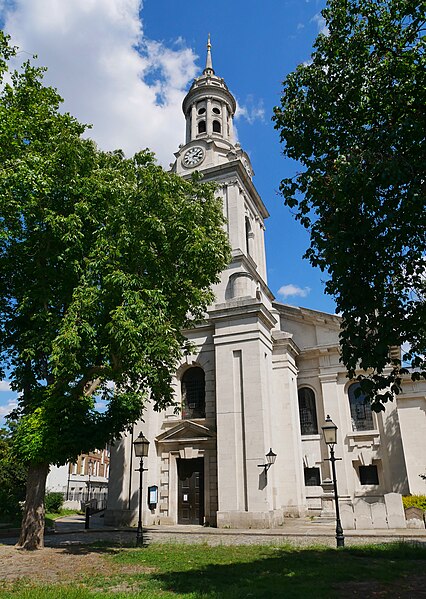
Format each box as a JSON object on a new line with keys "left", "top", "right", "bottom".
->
{"left": 0, "top": 544, "right": 120, "bottom": 583}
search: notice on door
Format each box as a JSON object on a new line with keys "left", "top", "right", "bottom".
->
{"left": 183, "top": 494, "right": 188, "bottom": 502}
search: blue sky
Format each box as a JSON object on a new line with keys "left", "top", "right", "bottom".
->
{"left": 0, "top": 0, "right": 332, "bottom": 422}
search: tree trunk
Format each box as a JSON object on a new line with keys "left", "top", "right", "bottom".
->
{"left": 16, "top": 461, "right": 49, "bottom": 550}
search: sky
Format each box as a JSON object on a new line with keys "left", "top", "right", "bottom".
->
{"left": 0, "top": 0, "right": 333, "bottom": 423}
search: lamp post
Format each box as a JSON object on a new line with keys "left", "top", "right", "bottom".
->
{"left": 322, "top": 415, "right": 345, "bottom": 548}
{"left": 257, "top": 448, "right": 277, "bottom": 474}
{"left": 133, "top": 431, "right": 150, "bottom": 547}
{"left": 87, "top": 459, "right": 93, "bottom": 503}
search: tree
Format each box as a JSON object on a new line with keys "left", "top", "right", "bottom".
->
{"left": 273, "top": 0, "right": 426, "bottom": 410}
{"left": 0, "top": 425, "right": 27, "bottom": 522}
{"left": 0, "top": 32, "right": 230, "bottom": 549}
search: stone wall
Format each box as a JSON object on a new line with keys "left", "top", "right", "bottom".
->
{"left": 337, "top": 493, "right": 425, "bottom": 529}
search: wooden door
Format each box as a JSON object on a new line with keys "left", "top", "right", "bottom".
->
{"left": 177, "top": 458, "right": 204, "bottom": 525}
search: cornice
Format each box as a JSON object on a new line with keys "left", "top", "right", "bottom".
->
{"left": 273, "top": 301, "right": 341, "bottom": 328}
{"left": 272, "top": 331, "right": 301, "bottom": 357}
{"left": 208, "top": 298, "right": 277, "bottom": 330}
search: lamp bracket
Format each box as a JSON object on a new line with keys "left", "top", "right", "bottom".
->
{"left": 135, "top": 466, "right": 149, "bottom": 473}
{"left": 257, "top": 463, "right": 272, "bottom": 471}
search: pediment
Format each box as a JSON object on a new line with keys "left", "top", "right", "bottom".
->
{"left": 156, "top": 420, "right": 215, "bottom": 444}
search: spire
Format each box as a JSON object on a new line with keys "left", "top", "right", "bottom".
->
{"left": 203, "top": 33, "right": 214, "bottom": 75}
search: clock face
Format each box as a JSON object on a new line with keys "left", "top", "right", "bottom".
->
{"left": 183, "top": 146, "right": 205, "bottom": 168}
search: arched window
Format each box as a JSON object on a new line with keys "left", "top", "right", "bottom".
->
{"left": 348, "top": 383, "right": 374, "bottom": 431}
{"left": 198, "top": 120, "right": 206, "bottom": 134}
{"left": 298, "top": 387, "right": 318, "bottom": 435}
{"left": 212, "top": 120, "right": 221, "bottom": 133}
{"left": 181, "top": 367, "right": 205, "bottom": 419}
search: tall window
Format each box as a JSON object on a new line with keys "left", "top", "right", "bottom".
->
{"left": 212, "top": 119, "right": 221, "bottom": 133}
{"left": 348, "top": 383, "right": 374, "bottom": 431}
{"left": 298, "top": 387, "right": 318, "bottom": 435}
{"left": 181, "top": 367, "right": 205, "bottom": 419}
{"left": 198, "top": 120, "right": 206, "bottom": 134}
{"left": 245, "top": 216, "right": 252, "bottom": 256}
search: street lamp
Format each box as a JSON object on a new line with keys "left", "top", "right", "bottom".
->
{"left": 133, "top": 431, "right": 150, "bottom": 547}
{"left": 322, "top": 415, "right": 345, "bottom": 547}
{"left": 87, "top": 459, "right": 93, "bottom": 503}
{"left": 258, "top": 448, "right": 277, "bottom": 473}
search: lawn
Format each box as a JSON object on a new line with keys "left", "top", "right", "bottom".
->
{"left": 0, "top": 541, "right": 425, "bottom": 598}
{"left": 0, "top": 509, "right": 82, "bottom": 531}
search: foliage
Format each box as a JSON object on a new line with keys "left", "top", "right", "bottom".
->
{"left": 44, "top": 492, "right": 64, "bottom": 513}
{"left": 0, "top": 425, "right": 27, "bottom": 521}
{"left": 273, "top": 0, "right": 426, "bottom": 409}
{"left": 0, "top": 30, "right": 230, "bottom": 468}
{"left": 402, "top": 495, "right": 426, "bottom": 512}
{"left": 0, "top": 30, "right": 230, "bottom": 548}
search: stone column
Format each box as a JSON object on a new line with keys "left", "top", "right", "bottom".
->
{"left": 229, "top": 114, "right": 235, "bottom": 143}
{"left": 222, "top": 103, "right": 227, "bottom": 139}
{"left": 206, "top": 97, "right": 212, "bottom": 135}
{"left": 191, "top": 103, "right": 196, "bottom": 140}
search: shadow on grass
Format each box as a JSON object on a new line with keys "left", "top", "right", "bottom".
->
{"left": 137, "top": 543, "right": 426, "bottom": 599}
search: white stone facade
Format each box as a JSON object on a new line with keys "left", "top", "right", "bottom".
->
{"left": 105, "top": 41, "right": 426, "bottom": 529}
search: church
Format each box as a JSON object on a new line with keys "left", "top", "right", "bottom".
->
{"left": 105, "top": 40, "right": 426, "bottom": 530}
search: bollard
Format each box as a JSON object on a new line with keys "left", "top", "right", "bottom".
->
{"left": 85, "top": 505, "right": 90, "bottom": 529}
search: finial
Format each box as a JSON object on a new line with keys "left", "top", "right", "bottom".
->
{"left": 203, "top": 33, "right": 214, "bottom": 75}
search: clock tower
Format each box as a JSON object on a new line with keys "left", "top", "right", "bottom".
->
{"left": 106, "top": 37, "right": 306, "bottom": 531}
{"left": 169, "top": 37, "right": 287, "bottom": 528}
{"left": 172, "top": 35, "right": 270, "bottom": 307}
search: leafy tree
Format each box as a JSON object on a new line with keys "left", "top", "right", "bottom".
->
{"left": 0, "top": 31, "right": 230, "bottom": 549}
{"left": 273, "top": 0, "right": 426, "bottom": 410}
{"left": 0, "top": 425, "right": 28, "bottom": 522}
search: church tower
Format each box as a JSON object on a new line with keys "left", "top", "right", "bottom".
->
{"left": 172, "top": 35, "right": 270, "bottom": 305}
{"left": 105, "top": 38, "right": 306, "bottom": 530}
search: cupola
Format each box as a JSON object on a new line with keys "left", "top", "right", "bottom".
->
{"left": 182, "top": 35, "right": 237, "bottom": 145}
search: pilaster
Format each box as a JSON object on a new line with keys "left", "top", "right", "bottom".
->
{"left": 271, "top": 332, "right": 306, "bottom": 515}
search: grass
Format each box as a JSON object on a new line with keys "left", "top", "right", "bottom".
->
{"left": 1, "top": 541, "right": 426, "bottom": 598}
{"left": 0, "top": 509, "right": 82, "bottom": 531}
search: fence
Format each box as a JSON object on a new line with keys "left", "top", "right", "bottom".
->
{"left": 65, "top": 488, "right": 108, "bottom": 512}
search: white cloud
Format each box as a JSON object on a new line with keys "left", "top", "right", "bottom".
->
{"left": 0, "top": 398, "right": 18, "bottom": 418}
{"left": 236, "top": 96, "right": 265, "bottom": 125}
{"left": 278, "top": 284, "right": 311, "bottom": 299}
{"left": 1, "top": 0, "right": 199, "bottom": 165}
{"left": 0, "top": 380, "right": 11, "bottom": 392}
{"left": 297, "top": 22, "right": 305, "bottom": 30}
{"left": 312, "top": 12, "right": 329, "bottom": 36}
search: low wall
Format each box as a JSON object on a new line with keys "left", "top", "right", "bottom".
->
{"left": 338, "top": 493, "right": 425, "bottom": 529}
